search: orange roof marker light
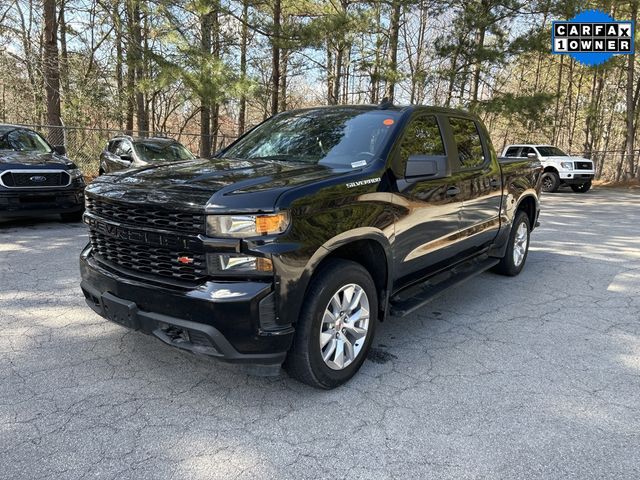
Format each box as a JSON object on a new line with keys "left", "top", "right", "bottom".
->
{"left": 383, "top": 118, "right": 395, "bottom": 126}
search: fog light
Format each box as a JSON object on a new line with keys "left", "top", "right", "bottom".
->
{"left": 206, "top": 253, "right": 273, "bottom": 274}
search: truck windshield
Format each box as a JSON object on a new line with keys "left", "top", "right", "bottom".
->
{"left": 536, "top": 146, "right": 568, "bottom": 157}
{"left": 220, "top": 108, "right": 400, "bottom": 168}
{"left": 0, "top": 129, "right": 52, "bottom": 153}
{"left": 134, "top": 141, "right": 194, "bottom": 162}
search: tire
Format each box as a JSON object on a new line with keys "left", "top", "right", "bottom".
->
{"left": 492, "top": 210, "right": 531, "bottom": 277}
{"left": 570, "top": 181, "right": 591, "bottom": 193}
{"left": 285, "top": 259, "right": 378, "bottom": 389}
{"left": 540, "top": 171, "right": 560, "bottom": 193}
{"left": 60, "top": 209, "right": 85, "bottom": 222}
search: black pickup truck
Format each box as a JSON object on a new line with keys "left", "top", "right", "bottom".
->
{"left": 80, "top": 104, "right": 542, "bottom": 388}
{"left": 0, "top": 125, "right": 85, "bottom": 220}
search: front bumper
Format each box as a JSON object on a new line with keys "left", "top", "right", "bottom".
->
{"left": 79, "top": 245, "right": 293, "bottom": 367}
{"left": 559, "top": 172, "right": 594, "bottom": 184}
{"left": 0, "top": 186, "right": 85, "bottom": 217}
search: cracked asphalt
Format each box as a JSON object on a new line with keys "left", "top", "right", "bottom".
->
{"left": 1, "top": 188, "right": 639, "bottom": 479}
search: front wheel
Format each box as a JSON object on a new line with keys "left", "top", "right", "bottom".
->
{"left": 570, "top": 181, "right": 591, "bottom": 193}
{"left": 285, "top": 259, "right": 377, "bottom": 389}
{"left": 492, "top": 210, "right": 531, "bottom": 276}
{"left": 541, "top": 172, "right": 560, "bottom": 193}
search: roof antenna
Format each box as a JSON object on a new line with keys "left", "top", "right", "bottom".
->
{"left": 378, "top": 97, "right": 393, "bottom": 109}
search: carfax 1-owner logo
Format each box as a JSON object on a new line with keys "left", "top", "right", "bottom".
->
{"left": 552, "top": 9, "right": 634, "bottom": 66}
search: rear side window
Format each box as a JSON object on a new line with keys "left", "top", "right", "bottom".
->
{"left": 399, "top": 115, "right": 445, "bottom": 164}
{"left": 521, "top": 146, "right": 535, "bottom": 156}
{"left": 107, "top": 140, "right": 120, "bottom": 153}
{"left": 505, "top": 147, "right": 520, "bottom": 157}
{"left": 449, "top": 117, "right": 485, "bottom": 169}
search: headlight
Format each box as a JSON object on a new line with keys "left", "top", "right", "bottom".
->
{"left": 560, "top": 162, "right": 573, "bottom": 170}
{"left": 206, "top": 253, "right": 273, "bottom": 274}
{"left": 206, "top": 212, "right": 289, "bottom": 238}
{"left": 67, "top": 168, "right": 84, "bottom": 179}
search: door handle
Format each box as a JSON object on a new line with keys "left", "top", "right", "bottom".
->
{"left": 446, "top": 187, "right": 460, "bottom": 197}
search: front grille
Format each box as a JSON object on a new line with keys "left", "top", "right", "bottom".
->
{"left": 89, "top": 230, "right": 207, "bottom": 283}
{"left": 575, "top": 161, "right": 593, "bottom": 170}
{"left": 86, "top": 196, "right": 205, "bottom": 235}
{"left": 1, "top": 171, "right": 70, "bottom": 187}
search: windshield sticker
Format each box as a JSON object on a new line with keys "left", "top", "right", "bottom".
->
{"left": 351, "top": 160, "right": 367, "bottom": 168}
{"left": 346, "top": 177, "right": 380, "bottom": 188}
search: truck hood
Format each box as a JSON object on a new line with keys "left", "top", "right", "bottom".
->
{"left": 86, "top": 157, "right": 344, "bottom": 212}
{"left": 543, "top": 156, "right": 591, "bottom": 163}
{"left": 0, "top": 150, "right": 73, "bottom": 169}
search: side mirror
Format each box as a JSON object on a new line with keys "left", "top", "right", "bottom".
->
{"left": 53, "top": 145, "right": 66, "bottom": 155}
{"left": 527, "top": 152, "right": 537, "bottom": 159}
{"left": 405, "top": 154, "right": 451, "bottom": 180}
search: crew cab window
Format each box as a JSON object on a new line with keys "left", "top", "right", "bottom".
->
{"left": 115, "top": 141, "right": 132, "bottom": 157}
{"left": 108, "top": 140, "right": 121, "bottom": 154}
{"left": 504, "top": 147, "right": 520, "bottom": 157}
{"left": 521, "top": 147, "right": 535, "bottom": 156}
{"left": 449, "top": 117, "right": 485, "bottom": 169}
{"left": 399, "top": 115, "right": 445, "bottom": 164}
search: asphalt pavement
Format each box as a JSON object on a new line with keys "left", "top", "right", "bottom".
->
{"left": 1, "top": 187, "right": 639, "bottom": 479}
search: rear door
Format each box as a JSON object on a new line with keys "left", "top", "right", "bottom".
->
{"left": 446, "top": 116, "right": 502, "bottom": 252}
{"left": 391, "top": 113, "right": 465, "bottom": 288}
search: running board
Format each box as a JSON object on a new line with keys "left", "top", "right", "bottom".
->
{"left": 389, "top": 257, "right": 500, "bottom": 317}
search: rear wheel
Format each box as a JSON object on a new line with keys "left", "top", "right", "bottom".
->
{"left": 492, "top": 210, "right": 531, "bottom": 276}
{"left": 285, "top": 259, "right": 377, "bottom": 389}
{"left": 570, "top": 181, "right": 591, "bottom": 193}
{"left": 541, "top": 171, "right": 560, "bottom": 193}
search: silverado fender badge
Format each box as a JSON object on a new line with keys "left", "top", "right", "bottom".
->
{"left": 346, "top": 177, "right": 381, "bottom": 189}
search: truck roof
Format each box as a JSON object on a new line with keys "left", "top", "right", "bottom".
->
{"left": 505, "top": 144, "right": 554, "bottom": 148}
{"left": 282, "top": 104, "right": 477, "bottom": 118}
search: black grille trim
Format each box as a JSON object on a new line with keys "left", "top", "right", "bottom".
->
{"left": 574, "top": 161, "right": 593, "bottom": 170}
{"left": 0, "top": 170, "right": 70, "bottom": 188}
{"left": 89, "top": 230, "right": 207, "bottom": 283}
{"left": 86, "top": 196, "right": 205, "bottom": 235}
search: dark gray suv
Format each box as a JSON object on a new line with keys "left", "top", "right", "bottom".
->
{"left": 99, "top": 135, "right": 195, "bottom": 175}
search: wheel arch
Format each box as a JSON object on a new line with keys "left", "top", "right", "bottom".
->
{"left": 515, "top": 194, "right": 538, "bottom": 229}
{"left": 301, "top": 229, "right": 393, "bottom": 323}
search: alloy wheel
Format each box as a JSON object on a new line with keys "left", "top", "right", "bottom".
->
{"left": 319, "top": 283, "right": 370, "bottom": 370}
{"left": 512, "top": 221, "right": 529, "bottom": 267}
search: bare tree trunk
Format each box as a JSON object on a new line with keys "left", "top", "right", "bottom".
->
{"left": 57, "top": 0, "right": 69, "bottom": 95}
{"left": 332, "top": 44, "right": 343, "bottom": 104}
{"left": 199, "top": 11, "right": 212, "bottom": 157}
{"left": 270, "top": 0, "right": 281, "bottom": 115}
{"left": 43, "top": 0, "right": 62, "bottom": 143}
{"left": 125, "top": 0, "right": 137, "bottom": 134}
{"left": 326, "top": 42, "right": 334, "bottom": 104}
{"left": 384, "top": 0, "right": 401, "bottom": 102}
{"left": 114, "top": 1, "right": 124, "bottom": 129}
{"left": 238, "top": 0, "right": 248, "bottom": 135}
{"left": 551, "top": 55, "right": 564, "bottom": 144}
{"left": 470, "top": 28, "right": 485, "bottom": 103}
{"left": 280, "top": 48, "right": 288, "bottom": 111}
{"left": 625, "top": 1, "right": 638, "bottom": 179}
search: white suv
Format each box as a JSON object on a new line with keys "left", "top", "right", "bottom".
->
{"left": 502, "top": 145, "right": 595, "bottom": 193}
